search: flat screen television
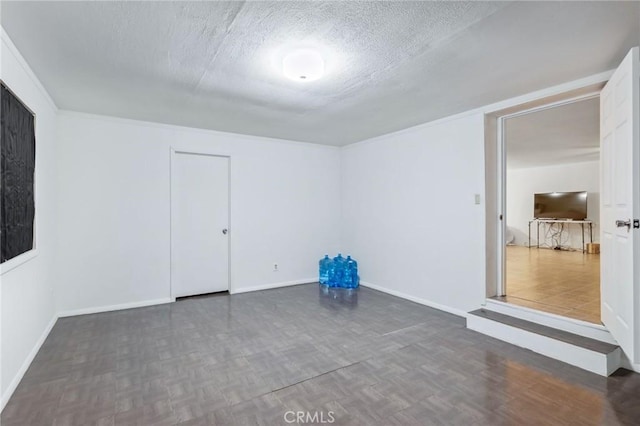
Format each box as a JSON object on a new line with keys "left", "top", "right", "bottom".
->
{"left": 534, "top": 191, "right": 587, "bottom": 220}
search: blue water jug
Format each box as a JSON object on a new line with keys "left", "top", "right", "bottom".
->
{"left": 345, "top": 255, "right": 359, "bottom": 288}
{"left": 318, "top": 255, "right": 331, "bottom": 285}
{"left": 343, "top": 261, "right": 354, "bottom": 288}
{"left": 327, "top": 260, "right": 336, "bottom": 287}
{"left": 331, "top": 253, "right": 346, "bottom": 287}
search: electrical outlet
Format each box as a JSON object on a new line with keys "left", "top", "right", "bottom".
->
{"left": 474, "top": 194, "right": 481, "bottom": 205}
{"left": 273, "top": 263, "right": 278, "bottom": 271}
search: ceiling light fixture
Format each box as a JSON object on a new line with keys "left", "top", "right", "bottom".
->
{"left": 282, "top": 48, "right": 324, "bottom": 82}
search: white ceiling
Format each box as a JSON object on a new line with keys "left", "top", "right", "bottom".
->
{"left": 505, "top": 97, "right": 600, "bottom": 170}
{"left": 1, "top": 1, "right": 638, "bottom": 146}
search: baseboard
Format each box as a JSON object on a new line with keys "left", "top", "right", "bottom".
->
{"left": 360, "top": 281, "right": 467, "bottom": 318}
{"left": 1, "top": 314, "right": 58, "bottom": 411}
{"left": 57, "top": 297, "right": 173, "bottom": 318}
{"left": 231, "top": 279, "right": 316, "bottom": 295}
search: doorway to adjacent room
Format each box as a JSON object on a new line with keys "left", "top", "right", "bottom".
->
{"left": 499, "top": 96, "right": 602, "bottom": 324}
{"left": 500, "top": 95, "right": 600, "bottom": 324}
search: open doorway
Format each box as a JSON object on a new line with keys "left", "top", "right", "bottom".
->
{"left": 484, "top": 47, "right": 639, "bottom": 367}
{"left": 497, "top": 97, "right": 601, "bottom": 324}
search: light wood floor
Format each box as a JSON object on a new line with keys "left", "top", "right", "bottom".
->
{"left": 499, "top": 246, "right": 601, "bottom": 324}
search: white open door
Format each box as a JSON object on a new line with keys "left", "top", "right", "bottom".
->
{"left": 600, "top": 47, "right": 640, "bottom": 365}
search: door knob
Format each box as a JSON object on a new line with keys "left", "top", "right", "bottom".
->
{"left": 222, "top": 229, "right": 228, "bottom": 235}
{"left": 616, "top": 219, "right": 631, "bottom": 231}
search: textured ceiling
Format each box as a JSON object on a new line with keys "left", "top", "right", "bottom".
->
{"left": 506, "top": 97, "right": 600, "bottom": 170}
{"left": 1, "top": 1, "right": 639, "bottom": 146}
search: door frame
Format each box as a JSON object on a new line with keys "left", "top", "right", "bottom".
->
{"left": 484, "top": 80, "right": 608, "bottom": 302}
{"left": 494, "top": 93, "right": 601, "bottom": 296}
{"left": 169, "top": 147, "right": 232, "bottom": 299}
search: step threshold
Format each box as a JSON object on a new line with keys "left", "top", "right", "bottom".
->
{"left": 468, "top": 309, "right": 618, "bottom": 355}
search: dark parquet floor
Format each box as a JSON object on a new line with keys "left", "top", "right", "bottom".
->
{"left": 2, "top": 284, "right": 640, "bottom": 425}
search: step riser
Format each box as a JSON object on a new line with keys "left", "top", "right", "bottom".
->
{"left": 484, "top": 300, "right": 616, "bottom": 345}
{"left": 467, "top": 314, "right": 620, "bottom": 376}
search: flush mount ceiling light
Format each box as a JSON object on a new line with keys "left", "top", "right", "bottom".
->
{"left": 282, "top": 48, "right": 325, "bottom": 82}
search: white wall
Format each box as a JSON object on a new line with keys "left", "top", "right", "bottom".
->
{"left": 55, "top": 112, "right": 341, "bottom": 314}
{"left": 506, "top": 161, "right": 599, "bottom": 249}
{"left": 341, "top": 114, "right": 486, "bottom": 315}
{"left": 1, "top": 30, "right": 58, "bottom": 408}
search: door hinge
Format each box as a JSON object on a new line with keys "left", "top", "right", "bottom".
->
{"left": 634, "top": 219, "right": 639, "bottom": 229}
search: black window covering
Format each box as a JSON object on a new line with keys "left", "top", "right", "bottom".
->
{"left": 1, "top": 82, "right": 35, "bottom": 263}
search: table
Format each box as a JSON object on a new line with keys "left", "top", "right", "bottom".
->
{"left": 527, "top": 219, "right": 593, "bottom": 253}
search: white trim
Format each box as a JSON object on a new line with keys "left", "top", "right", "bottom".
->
{"left": 496, "top": 115, "right": 506, "bottom": 295}
{"left": 0, "top": 28, "right": 58, "bottom": 110}
{"left": 227, "top": 158, "right": 232, "bottom": 293}
{"left": 0, "top": 72, "right": 40, "bottom": 276}
{"left": 467, "top": 313, "right": 620, "bottom": 376}
{"left": 230, "top": 279, "right": 315, "bottom": 294}
{"left": 171, "top": 147, "right": 232, "bottom": 158}
{"left": 360, "top": 281, "right": 467, "bottom": 318}
{"left": 483, "top": 71, "right": 610, "bottom": 115}
{"left": 0, "top": 249, "right": 38, "bottom": 275}
{"left": 498, "top": 93, "right": 601, "bottom": 122}
{"left": 57, "top": 298, "right": 173, "bottom": 318}
{"left": 169, "top": 147, "right": 174, "bottom": 299}
{"left": 494, "top": 93, "right": 603, "bottom": 296}
{"left": 484, "top": 299, "right": 616, "bottom": 344}
{"left": 1, "top": 314, "right": 57, "bottom": 411}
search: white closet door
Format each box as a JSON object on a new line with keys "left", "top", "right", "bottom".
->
{"left": 171, "top": 152, "right": 229, "bottom": 298}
